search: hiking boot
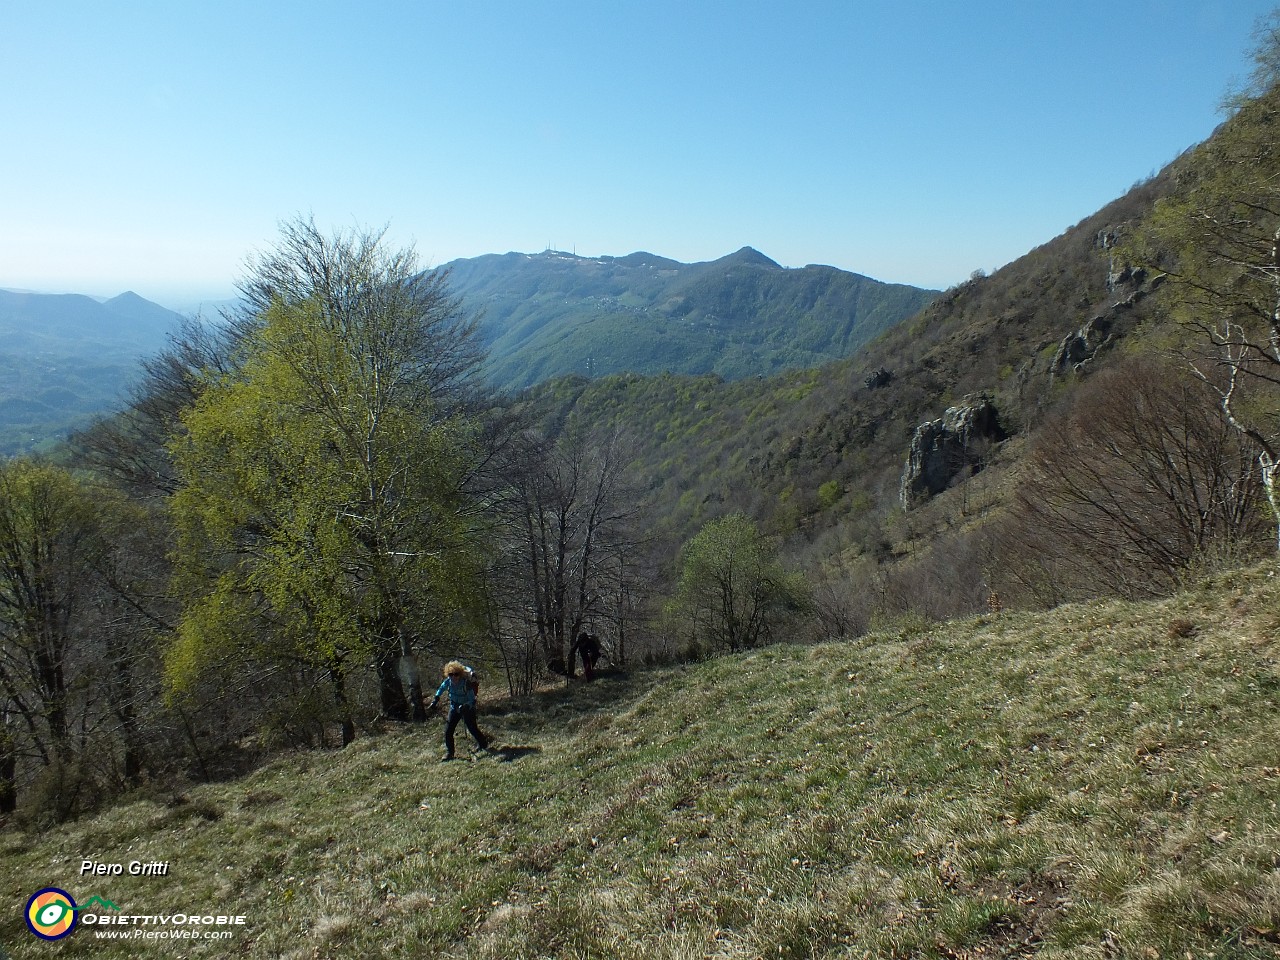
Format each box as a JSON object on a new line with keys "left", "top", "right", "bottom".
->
{"left": 440, "top": 753, "right": 455, "bottom": 762}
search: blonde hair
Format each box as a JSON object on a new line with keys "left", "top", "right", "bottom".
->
{"left": 443, "top": 660, "right": 467, "bottom": 678}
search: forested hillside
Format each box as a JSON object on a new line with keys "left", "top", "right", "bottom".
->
{"left": 511, "top": 164, "right": 1180, "bottom": 585}
{"left": 0, "top": 290, "right": 181, "bottom": 455}
{"left": 507, "top": 83, "right": 1279, "bottom": 632}
{"left": 445, "top": 246, "right": 938, "bottom": 386}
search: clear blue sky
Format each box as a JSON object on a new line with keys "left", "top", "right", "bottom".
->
{"left": 2, "top": 1, "right": 1275, "bottom": 309}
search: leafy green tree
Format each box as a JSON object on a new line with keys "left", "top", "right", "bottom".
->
{"left": 167, "top": 219, "right": 485, "bottom": 741}
{"left": 0, "top": 461, "right": 153, "bottom": 816}
{"left": 675, "top": 513, "right": 808, "bottom": 653}
{"left": 0, "top": 463, "right": 97, "bottom": 755}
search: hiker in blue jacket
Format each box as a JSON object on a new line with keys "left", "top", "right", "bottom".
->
{"left": 429, "top": 660, "right": 489, "bottom": 761}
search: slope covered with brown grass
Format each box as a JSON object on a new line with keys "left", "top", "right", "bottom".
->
{"left": 4, "top": 563, "right": 1279, "bottom": 958}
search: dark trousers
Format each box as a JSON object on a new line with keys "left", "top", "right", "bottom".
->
{"left": 444, "top": 704, "right": 486, "bottom": 756}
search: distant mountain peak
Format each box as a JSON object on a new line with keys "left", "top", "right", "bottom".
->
{"left": 612, "top": 251, "right": 681, "bottom": 269}
{"left": 440, "top": 246, "right": 937, "bottom": 389}
{"left": 104, "top": 291, "right": 151, "bottom": 310}
{"left": 717, "top": 247, "right": 782, "bottom": 270}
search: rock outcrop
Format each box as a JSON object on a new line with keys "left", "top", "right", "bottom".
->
{"left": 900, "top": 396, "right": 1006, "bottom": 510}
{"left": 1051, "top": 315, "right": 1115, "bottom": 375}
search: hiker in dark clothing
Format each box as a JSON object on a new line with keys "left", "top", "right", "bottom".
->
{"left": 569, "top": 632, "right": 601, "bottom": 680}
{"left": 429, "top": 660, "right": 488, "bottom": 761}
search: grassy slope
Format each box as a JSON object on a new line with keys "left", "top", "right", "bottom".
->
{"left": 5, "top": 567, "right": 1280, "bottom": 959}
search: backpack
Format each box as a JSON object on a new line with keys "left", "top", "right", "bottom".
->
{"left": 466, "top": 668, "right": 481, "bottom": 697}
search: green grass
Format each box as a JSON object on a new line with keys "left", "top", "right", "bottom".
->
{"left": 5, "top": 565, "right": 1280, "bottom": 958}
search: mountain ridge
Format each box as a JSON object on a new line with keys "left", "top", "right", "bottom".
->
{"left": 443, "top": 246, "right": 939, "bottom": 388}
{"left": 0, "top": 288, "right": 180, "bottom": 347}
{"left": 509, "top": 147, "right": 1186, "bottom": 581}
{"left": 0, "top": 288, "right": 182, "bottom": 454}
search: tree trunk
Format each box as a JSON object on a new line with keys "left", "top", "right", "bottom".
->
{"left": 328, "top": 662, "right": 356, "bottom": 747}
{"left": 399, "top": 641, "right": 427, "bottom": 722}
{"left": 0, "top": 705, "right": 16, "bottom": 814}
{"left": 35, "top": 629, "right": 69, "bottom": 750}
{"left": 177, "top": 705, "right": 210, "bottom": 782}
{"left": 107, "top": 618, "right": 144, "bottom": 785}
{"left": 376, "top": 646, "right": 410, "bottom": 722}
{"left": 1260, "top": 453, "right": 1280, "bottom": 553}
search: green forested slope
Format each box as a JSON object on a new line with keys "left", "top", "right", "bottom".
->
{"left": 515, "top": 162, "right": 1180, "bottom": 559}
{"left": 0, "top": 290, "right": 181, "bottom": 455}
{"left": 444, "top": 247, "right": 938, "bottom": 387}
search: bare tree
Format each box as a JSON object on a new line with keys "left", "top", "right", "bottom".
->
{"left": 492, "top": 422, "right": 645, "bottom": 683}
{"left": 72, "top": 313, "right": 254, "bottom": 500}
{"left": 1223, "top": 7, "right": 1280, "bottom": 111}
{"left": 1137, "top": 79, "right": 1280, "bottom": 548}
{"left": 0, "top": 462, "right": 163, "bottom": 818}
{"left": 996, "top": 356, "right": 1268, "bottom": 604}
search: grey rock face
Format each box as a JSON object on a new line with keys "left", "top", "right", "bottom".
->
{"left": 900, "top": 396, "right": 1005, "bottom": 510}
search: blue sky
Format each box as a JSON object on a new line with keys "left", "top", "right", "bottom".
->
{"left": 2, "top": 1, "right": 1275, "bottom": 308}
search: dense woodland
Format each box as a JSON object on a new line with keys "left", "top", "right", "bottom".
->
{"left": 5, "top": 33, "right": 1280, "bottom": 827}
{"left": 445, "top": 246, "right": 938, "bottom": 387}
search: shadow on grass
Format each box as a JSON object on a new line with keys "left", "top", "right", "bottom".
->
{"left": 484, "top": 667, "right": 668, "bottom": 734}
{"left": 488, "top": 745, "right": 542, "bottom": 763}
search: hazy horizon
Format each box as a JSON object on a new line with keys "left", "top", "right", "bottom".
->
{"left": 4, "top": 2, "right": 1275, "bottom": 306}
